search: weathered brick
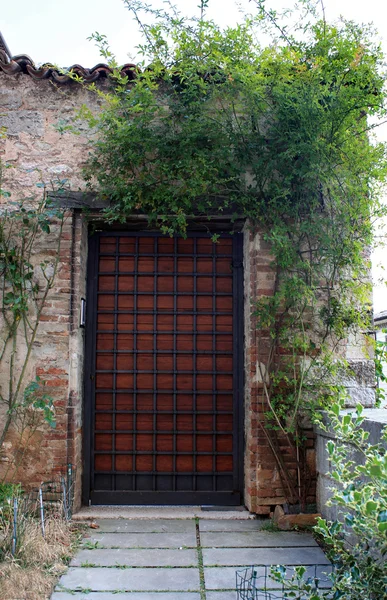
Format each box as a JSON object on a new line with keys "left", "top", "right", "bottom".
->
{"left": 0, "top": 72, "right": 323, "bottom": 513}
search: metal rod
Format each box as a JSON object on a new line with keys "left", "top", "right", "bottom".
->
{"left": 39, "top": 487, "right": 45, "bottom": 537}
{"left": 12, "top": 497, "right": 18, "bottom": 556}
{"left": 62, "top": 476, "right": 68, "bottom": 520}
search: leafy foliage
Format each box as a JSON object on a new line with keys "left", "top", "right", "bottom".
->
{"left": 76, "top": 0, "right": 387, "bottom": 504}
{"left": 375, "top": 329, "right": 387, "bottom": 406}
{"left": 272, "top": 401, "right": 387, "bottom": 599}
{"left": 83, "top": 3, "right": 386, "bottom": 232}
{"left": 0, "top": 149, "right": 65, "bottom": 478}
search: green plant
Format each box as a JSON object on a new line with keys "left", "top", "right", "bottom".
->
{"left": 259, "top": 519, "right": 281, "bottom": 533}
{"left": 375, "top": 329, "right": 387, "bottom": 406}
{"left": 0, "top": 482, "right": 21, "bottom": 504}
{"left": 272, "top": 400, "right": 387, "bottom": 599}
{"left": 0, "top": 145, "right": 66, "bottom": 479}
{"left": 0, "top": 482, "right": 21, "bottom": 526}
{"left": 72, "top": 0, "right": 387, "bottom": 505}
{"left": 81, "top": 540, "right": 100, "bottom": 550}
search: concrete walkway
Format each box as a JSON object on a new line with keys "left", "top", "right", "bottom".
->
{"left": 52, "top": 518, "right": 330, "bottom": 599}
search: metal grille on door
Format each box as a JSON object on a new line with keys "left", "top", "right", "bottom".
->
{"left": 85, "top": 232, "right": 243, "bottom": 505}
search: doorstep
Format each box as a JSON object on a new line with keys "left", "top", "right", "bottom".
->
{"left": 72, "top": 505, "right": 253, "bottom": 520}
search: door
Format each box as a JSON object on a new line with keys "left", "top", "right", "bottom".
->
{"left": 83, "top": 231, "right": 244, "bottom": 505}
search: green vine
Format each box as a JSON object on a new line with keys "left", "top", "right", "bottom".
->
{"left": 74, "top": 0, "right": 387, "bottom": 505}
{"left": 0, "top": 142, "right": 66, "bottom": 480}
{"left": 375, "top": 329, "right": 387, "bottom": 406}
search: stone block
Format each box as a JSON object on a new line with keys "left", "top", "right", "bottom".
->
{"left": 71, "top": 548, "right": 197, "bottom": 567}
{"left": 58, "top": 567, "right": 200, "bottom": 592}
{"left": 344, "top": 359, "right": 376, "bottom": 387}
{"left": 0, "top": 91, "right": 22, "bottom": 109}
{"left": 254, "top": 505, "right": 271, "bottom": 515}
{"left": 203, "top": 546, "right": 328, "bottom": 566}
{"left": 346, "top": 386, "right": 375, "bottom": 408}
{"left": 84, "top": 531, "right": 196, "bottom": 548}
{"left": 0, "top": 110, "right": 44, "bottom": 136}
{"left": 199, "top": 519, "right": 266, "bottom": 532}
{"left": 273, "top": 505, "right": 320, "bottom": 531}
{"left": 200, "top": 531, "right": 318, "bottom": 548}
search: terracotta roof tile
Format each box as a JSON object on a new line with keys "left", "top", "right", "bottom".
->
{"left": 0, "top": 49, "right": 137, "bottom": 83}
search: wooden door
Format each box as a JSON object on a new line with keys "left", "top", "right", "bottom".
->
{"left": 84, "top": 232, "right": 244, "bottom": 505}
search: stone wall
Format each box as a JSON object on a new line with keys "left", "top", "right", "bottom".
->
{"left": 0, "top": 73, "right": 102, "bottom": 199}
{"left": 0, "top": 72, "right": 94, "bottom": 503}
{"left": 0, "top": 69, "right": 376, "bottom": 513}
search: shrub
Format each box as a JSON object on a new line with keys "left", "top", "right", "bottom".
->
{"left": 273, "top": 401, "right": 387, "bottom": 599}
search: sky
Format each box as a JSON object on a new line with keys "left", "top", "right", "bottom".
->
{"left": 1, "top": 0, "right": 386, "bottom": 313}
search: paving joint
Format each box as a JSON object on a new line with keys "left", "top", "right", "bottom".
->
{"left": 196, "top": 518, "right": 206, "bottom": 600}
{"left": 51, "top": 517, "right": 329, "bottom": 599}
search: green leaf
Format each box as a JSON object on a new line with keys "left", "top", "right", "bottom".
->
{"left": 365, "top": 500, "right": 378, "bottom": 514}
{"left": 370, "top": 465, "right": 383, "bottom": 477}
{"left": 332, "top": 404, "right": 340, "bottom": 417}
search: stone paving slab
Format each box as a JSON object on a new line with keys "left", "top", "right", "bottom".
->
{"left": 207, "top": 595, "right": 288, "bottom": 600}
{"left": 53, "top": 517, "right": 329, "bottom": 600}
{"left": 205, "top": 565, "right": 332, "bottom": 590}
{"left": 71, "top": 548, "right": 198, "bottom": 567}
{"left": 199, "top": 519, "right": 266, "bottom": 532}
{"left": 94, "top": 518, "right": 196, "bottom": 533}
{"left": 201, "top": 531, "right": 318, "bottom": 547}
{"left": 203, "top": 546, "right": 330, "bottom": 566}
{"left": 237, "top": 565, "right": 333, "bottom": 584}
{"left": 52, "top": 594, "right": 201, "bottom": 600}
{"left": 83, "top": 531, "right": 196, "bottom": 548}
{"left": 206, "top": 593, "right": 237, "bottom": 600}
{"left": 208, "top": 590, "right": 317, "bottom": 599}
{"left": 58, "top": 567, "right": 200, "bottom": 592}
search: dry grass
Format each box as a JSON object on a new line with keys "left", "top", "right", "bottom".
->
{"left": 0, "top": 515, "right": 83, "bottom": 600}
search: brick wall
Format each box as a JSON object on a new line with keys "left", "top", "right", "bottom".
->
{"left": 0, "top": 209, "right": 87, "bottom": 502}
{"left": 243, "top": 227, "right": 300, "bottom": 514}
{"left": 0, "top": 70, "right": 374, "bottom": 513}
{"left": 242, "top": 225, "right": 373, "bottom": 513}
{"left": 0, "top": 74, "right": 95, "bottom": 497}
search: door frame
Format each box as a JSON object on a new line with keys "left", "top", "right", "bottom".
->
{"left": 82, "top": 229, "right": 245, "bottom": 506}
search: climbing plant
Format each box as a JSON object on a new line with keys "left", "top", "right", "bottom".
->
{"left": 76, "top": 0, "right": 387, "bottom": 506}
{"left": 0, "top": 140, "right": 66, "bottom": 480}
